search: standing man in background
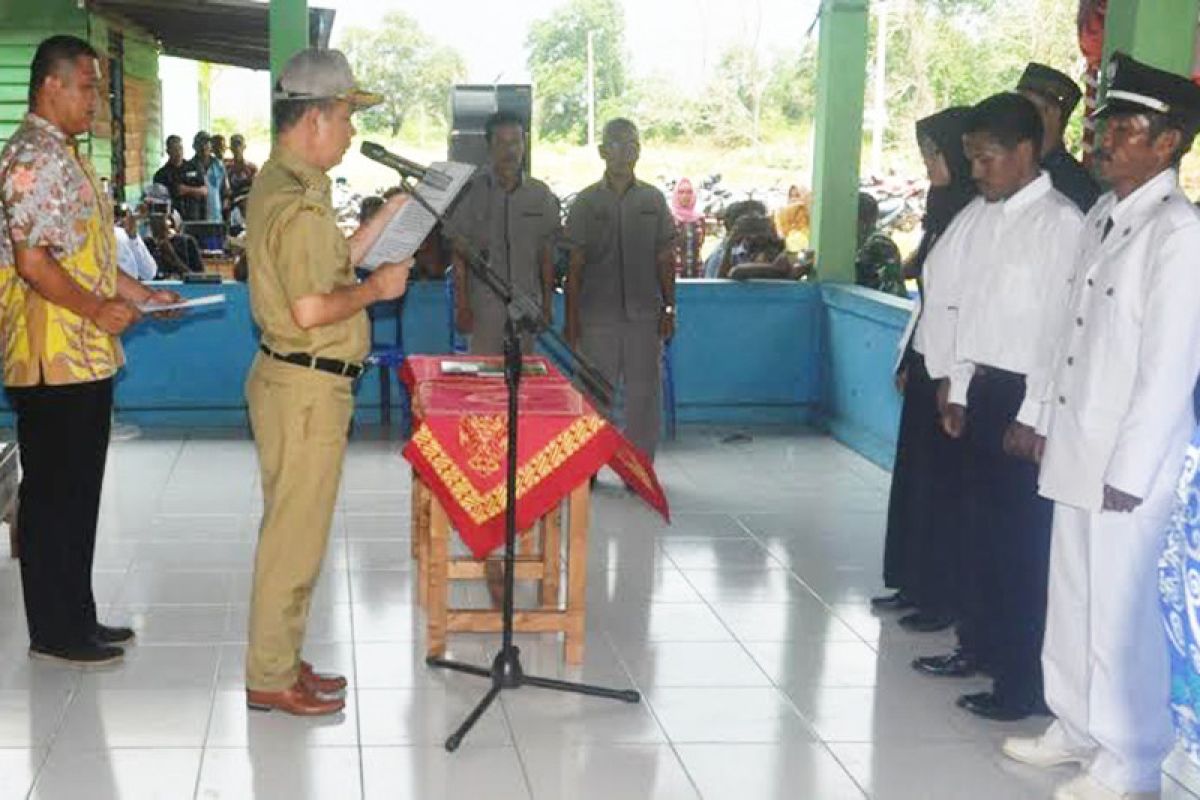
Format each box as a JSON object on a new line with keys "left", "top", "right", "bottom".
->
{"left": 448, "top": 110, "right": 559, "bottom": 354}
{"left": 190, "top": 131, "right": 227, "bottom": 224}
{"left": 565, "top": 118, "right": 676, "bottom": 460}
{"left": 1017, "top": 63, "right": 1102, "bottom": 213}
{"left": 0, "top": 35, "right": 179, "bottom": 666}
{"left": 1004, "top": 54, "right": 1200, "bottom": 800}
{"left": 243, "top": 48, "right": 412, "bottom": 717}
{"left": 153, "top": 134, "right": 206, "bottom": 221}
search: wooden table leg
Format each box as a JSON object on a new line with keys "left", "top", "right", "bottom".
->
{"left": 412, "top": 474, "right": 434, "bottom": 608}
{"left": 409, "top": 469, "right": 421, "bottom": 560}
{"left": 564, "top": 484, "right": 591, "bottom": 665}
{"left": 540, "top": 504, "right": 561, "bottom": 608}
{"left": 426, "top": 497, "right": 449, "bottom": 659}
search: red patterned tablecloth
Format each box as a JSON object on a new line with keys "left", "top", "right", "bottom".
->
{"left": 400, "top": 356, "right": 669, "bottom": 558}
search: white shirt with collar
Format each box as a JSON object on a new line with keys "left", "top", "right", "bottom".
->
{"left": 113, "top": 225, "right": 158, "bottom": 281}
{"left": 945, "top": 173, "right": 1084, "bottom": 424}
{"left": 1038, "top": 168, "right": 1200, "bottom": 512}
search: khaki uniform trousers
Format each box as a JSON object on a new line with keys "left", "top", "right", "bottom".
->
{"left": 579, "top": 319, "right": 662, "bottom": 460}
{"left": 244, "top": 353, "right": 354, "bottom": 691}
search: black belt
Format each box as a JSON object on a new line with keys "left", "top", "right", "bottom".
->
{"left": 259, "top": 345, "right": 365, "bottom": 379}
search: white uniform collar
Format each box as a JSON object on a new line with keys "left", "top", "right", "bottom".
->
{"left": 1110, "top": 167, "right": 1178, "bottom": 228}
{"left": 1000, "top": 171, "right": 1053, "bottom": 216}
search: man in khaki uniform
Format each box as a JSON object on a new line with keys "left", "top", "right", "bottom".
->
{"left": 565, "top": 118, "right": 677, "bottom": 460}
{"left": 448, "top": 110, "right": 560, "bottom": 354}
{"left": 244, "top": 49, "right": 412, "bottom": 717}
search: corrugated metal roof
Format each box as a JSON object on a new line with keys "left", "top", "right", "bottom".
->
{"left": 88, "top": 1, "right": 335, "bottom": 71}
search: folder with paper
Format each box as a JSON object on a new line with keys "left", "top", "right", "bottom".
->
{"left": 360, "top": 161, "right": 476, "bottom": 270}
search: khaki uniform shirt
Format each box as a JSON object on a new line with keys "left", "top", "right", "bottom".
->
{"left": 0, "top": 113, "right": 123, "bottom": 387}
{"left": 246, "top": 147, "right": 368, "bottom": 364}
{"left": 565, "top": 178, "right": 675, "bottom": 324}
{"left": 448, "top": 167, "right": 560, "bottom": 318}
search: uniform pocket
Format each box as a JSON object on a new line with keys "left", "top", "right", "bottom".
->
{"left": 301, "top": 383, "right": 354, "bottom": 445}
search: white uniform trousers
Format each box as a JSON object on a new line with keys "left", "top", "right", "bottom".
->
{"left": 1041, "top": 462, "right": 1177, "bottom": 793}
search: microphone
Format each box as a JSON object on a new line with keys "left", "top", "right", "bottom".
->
{"left": 360, "top": 141, "right": 452, "bottom": 191}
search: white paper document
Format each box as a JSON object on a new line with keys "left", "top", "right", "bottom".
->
{"left": 137, "top": 293, "right": 226, "bottom": 314}
{"left": 360, "top": 161, "right": 476, "bottom": 270}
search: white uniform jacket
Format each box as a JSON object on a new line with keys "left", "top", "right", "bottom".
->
{"left": 1039, "top": 168, "right": 1200, "bottom": 512}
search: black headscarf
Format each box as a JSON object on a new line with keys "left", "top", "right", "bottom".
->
{"left": 916, "top": 106, "right": 976, "bottom": 239}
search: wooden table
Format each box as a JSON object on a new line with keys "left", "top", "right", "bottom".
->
{"left": 412, "top": 472, "right": 595, "bottom": 664}
{"left": 399, "top": 355, "right": 668, "bottom": 666}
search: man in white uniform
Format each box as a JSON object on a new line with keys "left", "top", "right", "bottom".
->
{"left": 920, "top": 93, "right": 1083, "bottom": 722}
{"left": 1003, "top": 53, "right": 1200, "bottom": 800}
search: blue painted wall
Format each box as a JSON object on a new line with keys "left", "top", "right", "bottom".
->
{"left": 0, "top": 279, "right": 828, "bottom": 430}
{"left": 818, "top": 284, "right": 912, "bottom": 470}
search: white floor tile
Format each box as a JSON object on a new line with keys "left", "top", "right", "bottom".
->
{"left": 647, "top": 686, "right": 815, "bottom": 743}
{"left": 675, "top": 742, "right": 866, "bottom": 800}
{"left": 361, "top": 745, "right": 531, "bottom": 800}
{"left": 0, "top": 748, "right": 45, "bottom": 800}
{"left": 78, "top": 643, "right": 219, "bottom": 691}
{"left": 0, "top": 687, "right": 75, "bottom": 748}
{"left": 520, "top": 743, "right": 700, "bottom": 800}
{"left": 356, "top": 686, "right": 513, "bottom": 747}
{"left": 503, "top": 688, "right": 666, "bottom": 746}
{"left": 0, "top": 430, "right": 1092, "bottom": 799}
{"left": 829, "top": 741, "right": 1058, "bottom": 800}
{"left": 206, "top": 689, "right": 357, "bottom": 748}
{"left": 196, "top": 746, "right": 362, "bottom": 800}
{"left": 55, "top": 688, "right": 213, "bottom": 749}
{"left": 30, "top": 747, "right": 202, "bottom": 800}
{"left": 619, "top": 641, "right": 772, "bottom": 688}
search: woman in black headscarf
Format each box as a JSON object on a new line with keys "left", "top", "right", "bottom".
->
{"left": 875, "top": 107, "right": 978, "bottom": 642}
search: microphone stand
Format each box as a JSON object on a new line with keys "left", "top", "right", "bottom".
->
{"left": 394, "top": 173, "right": 640, "bottom": 753}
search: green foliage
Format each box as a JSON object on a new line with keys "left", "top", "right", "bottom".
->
{"left": 525, "top": 0, "right": 627, "bottom": 143}
{"left": 340, "top": 11, "right": 467, "bottom": 137}
{"left": 876, "top": 0, "right": 1081, "bottom": 159}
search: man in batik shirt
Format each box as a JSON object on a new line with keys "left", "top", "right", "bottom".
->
{"left": 0, "top": 35, "right": 178, "bottom": 666}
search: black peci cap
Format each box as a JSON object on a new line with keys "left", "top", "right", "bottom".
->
{"left": 1018, "top": 62, "right": 1084, "bottom": 117}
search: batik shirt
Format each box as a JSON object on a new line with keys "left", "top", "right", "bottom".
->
{"left": 0, "top": 113, "right": 122, "bottom": 387}
{"left": 1159, "top": 428, "right": 1200, "bottom": 763}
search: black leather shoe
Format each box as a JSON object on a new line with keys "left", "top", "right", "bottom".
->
{"left": 870, "top": 591, "right": 915, "bottom": 611}
{"left": 912, "top": 649, "right": 979, "bottom": 677}
{"left": 956, "top": 691, "right": 1039, "bottom": 722}
{"left": 30, "top": 642, "right": 124, "bottom": 666}
{"left": 94, "top": 624, "right": 135, "bottom": 645}
{"left": 898, "top": 611, "right": 954, "bottom": 632}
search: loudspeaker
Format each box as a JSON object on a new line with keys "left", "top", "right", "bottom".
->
{"left": 449, "top": 84, "right": 532, "bottom": 174}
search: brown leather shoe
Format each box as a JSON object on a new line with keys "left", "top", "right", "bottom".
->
{"left": 300, "top": 660, "right": 347, "bottom": 694}
{"left": 246, "top": 681, "right": 345, "bottom": 716}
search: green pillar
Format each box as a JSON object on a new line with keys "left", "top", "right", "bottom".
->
{"left": 1103, "top": 0, "right": 1198, "bottom": 76}
{"left": 269, "top": 0, "right": 308, "bottom": 88}
{"left": 810, "top": 0, "right": 870, "bottom": 285}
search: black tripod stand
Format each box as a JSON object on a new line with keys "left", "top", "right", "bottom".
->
{"left": 394, "top": 174, "right": 641, "bottom": 753}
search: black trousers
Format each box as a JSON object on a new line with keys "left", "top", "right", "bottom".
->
{"left": 957, "top": 367, "right": 1053, "bottom": 706}
{"left": 9, "top": 379, "right": 113, "bottom": 648}
{"left": 882, "top": 354, "right": 965, "bottom": 614}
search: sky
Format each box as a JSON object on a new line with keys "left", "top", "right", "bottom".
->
{"left": 200, "top": 0, "right": 821, "bottom": 128}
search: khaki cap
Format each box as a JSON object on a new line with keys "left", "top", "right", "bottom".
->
{"left": 273, "top": 48, "right": 382, "bottom": 109}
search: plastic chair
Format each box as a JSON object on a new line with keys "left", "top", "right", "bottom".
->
{"left": 444, "top": 267, "right": 469, "bottom": 354}
{"left": 662, "top": 338, "right": 677, "bottom": 440}
{"left": 358, "top": 269, "right": 409, "bottom": 434}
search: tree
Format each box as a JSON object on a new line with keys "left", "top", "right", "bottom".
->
{"left": 525, "top": 0, "right": 627, "bottom": 142}
{"left": 876, "top": 0, "right": 1081, "bottom": 158}
{"left": 340, "top": 11, "right": 467, "bottom": 137}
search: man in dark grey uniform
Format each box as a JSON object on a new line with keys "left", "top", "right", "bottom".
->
{"left": 565, "top": 118, "right": 676, "bottom": 459}
{"left": 449, "top": 111, "right": 560, "bottom": 354}
{"left": 1017, "top": 62, "right": 1102, "bottom": 213}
